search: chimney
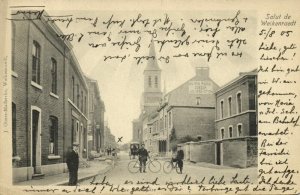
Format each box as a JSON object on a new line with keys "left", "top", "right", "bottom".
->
{"left": 195, "top": 66, "right": 209, "bottom": 79}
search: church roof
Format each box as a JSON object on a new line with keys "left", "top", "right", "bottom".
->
{"left": 144, "top": 41, "right": 161, "bottom": 71}
{"left": 164, "top": 76, "right": 219, "bottom": 108}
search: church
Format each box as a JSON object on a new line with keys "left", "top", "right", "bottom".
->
{"left": 132, "top": 40, "right": 163, "bottom": 149}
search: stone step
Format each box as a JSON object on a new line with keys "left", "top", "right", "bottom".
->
{"left": 32, "top": 173, "right": 45, "bottom": 180}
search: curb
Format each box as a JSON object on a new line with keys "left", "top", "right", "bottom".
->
{"left": 54, "top": 161, "right": 115, "bottom": 186}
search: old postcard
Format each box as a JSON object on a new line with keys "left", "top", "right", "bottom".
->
{"left": 0, "top": 0, "right": 300, "bottom": 194}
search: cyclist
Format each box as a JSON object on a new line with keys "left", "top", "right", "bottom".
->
{"left": 138, "top": 144, "right": 149, "bottom": 173}
{"left": 171, "top": 147, "right": 184, "bottom": 174}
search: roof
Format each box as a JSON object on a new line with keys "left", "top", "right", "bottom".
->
{"left": 215, "top": 69, "right": 257, "bottom": 94}
{"left": 163, "top": 75, "right": 219, "bottom": 108}
{"left": 144, "top": 41, "right": 161, "bottom": 72}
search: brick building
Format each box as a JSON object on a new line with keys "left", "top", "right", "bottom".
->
{"left": 11, "top": 12, "right": 91, "bottom": 182}
{"left": 11, "top": 13, "right": 73, "bottom": 182}
{"left": 215, "top": 71, "right": 257, "bottom": 139}
{"left": 177, "top": 70, "right": 258, "bottom": 168}
{"left": 214, "top": 70, "right": 257, "bottom": 167}
{"left": 132, "top": 118, "right": 142, "bottom": 143}
{"left": 150, "top": 67, "right": 219, "bottom": 155}
{"left": 104, "top": 121, "right": 117, "bottom": 149}
{"left": 85, "top": 76, "right": 105, "bottom": 154}
{"left": 65, "top": 52, "right": 89, "bottom": 159}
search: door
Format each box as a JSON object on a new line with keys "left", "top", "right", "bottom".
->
{"left": 32, "top": 109, "right": 41, "bottom": 174}
{"left": 216, "top": 142, "right": 222, "bottom": 165}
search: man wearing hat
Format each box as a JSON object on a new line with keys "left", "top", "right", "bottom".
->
{"left": 66, "top": 142, "right": 79, "bottom": 186}
{"left": 137, "top": 143, "right": 149, "bottom": 173}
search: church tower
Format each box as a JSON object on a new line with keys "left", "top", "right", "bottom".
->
{"left": 141, "top": 41, "right": 162, "bottom": 114}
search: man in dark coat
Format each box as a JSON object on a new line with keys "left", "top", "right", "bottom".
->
{"left": 66, "top": 142, "right": 79, "bottom": 186}
{"left": 171, "top": 147, "right": 184, "bottom": 174}
{"left": 138, "top": 144, "right": 149, "bottom": 173}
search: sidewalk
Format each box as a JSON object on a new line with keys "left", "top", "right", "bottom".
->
{"left": 185, "top": 161, "right": 234, "bottom": 169}
{"left": 16, "top": 158, "right": 115, "bottom": 186}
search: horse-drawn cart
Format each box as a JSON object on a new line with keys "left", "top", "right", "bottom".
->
{"left": 129, "top": 142, "right": 140, "bottom": 159}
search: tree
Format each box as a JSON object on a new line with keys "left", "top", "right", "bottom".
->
{"left": 169, "top": 128, "right": 198, "bottom": 152}
{"left": 169, "top": 128, "right": 177, "bottom": 152}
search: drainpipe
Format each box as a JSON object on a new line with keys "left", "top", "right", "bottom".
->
{"left": 26, "top": 20, "right": 30, "bottom": 177}
{"left": 62, "top": 46, "right": 66, "bottom": 164}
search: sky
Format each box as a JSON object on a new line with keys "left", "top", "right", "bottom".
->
{"left": 48, "top": 10, "right": 257, "bottom": 143}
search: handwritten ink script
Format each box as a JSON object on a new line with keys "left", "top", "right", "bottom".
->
{"left": 258, "top": 13, "right": 299, "bottom": 194}
{"left": 21, "top": 174, "right": 255, "bottom": 194}
{"left": 6, "top": 6, "right": 300, "bottom": 195}
{"left": 9, "top": 9, "right": 253, "bottom": 65}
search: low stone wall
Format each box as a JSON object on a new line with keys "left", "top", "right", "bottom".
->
{"left": 13, "top": 167, "right": 33, "bottom": 183}
{"left": 13, "top": 163, "right": 68, "bottom": 183}
{"left": 41, "top": 163, "right": 67, "bottom": 176}
{"left": 222, "top": 137, "right": 258, "bottom": 168}
{"left": 222, "top": 139, "right": 247, "bottom": 168}
{"left": 189, "top": 141, "right": 215, "bottom": 163}
{"left": 183, "top": 144, "right": 190, "bottom": 161}
{"left": 246, "top": 138, "right": 258, "bottom": 167}
{"left": 178, "top": 136, "right": 257, "bottom": 168}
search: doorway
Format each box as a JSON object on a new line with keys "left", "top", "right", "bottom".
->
{"left": 31, "top": 107, "right": 41, "bottom": 174}
{"left": 216, "top": 142, "right": 222, "bottom": 165}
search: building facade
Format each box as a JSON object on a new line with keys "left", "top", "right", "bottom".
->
{"left": 10, "top": 12, "right": 100, "bottom": 182}
{"left": 214, "top": 70, "right": 258, "bottom": 167}
{"left": 132, "top": 118, "right": 143, "bottom": 143}
{"left": 215, "top": 71, "right": 257, "bottom": 140}
{"left": 11, "top": 14, "right": 73, "bottom": 182}
{"left": 104, "top": 121, "right": 117, "bottom": 149}
{"left": 149, "top": 67, "right": 219, "bottom": 155}
{"left": 86, "top": 76, "right": 105, "bottom": 154}
{"left": 175, "top": 70, "right": 258, "bottom": 168}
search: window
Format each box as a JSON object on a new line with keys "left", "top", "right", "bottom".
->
{"left": 84, "top": 96, "right": 87, "bottom": 114}
{"left": 32, "top": 41, "right": 41, "bottom": 84}
{"left": 81, "top": 91, "right": 83, "bottom": 111}
{"left": 228, "top": 97, "right": 232, "bottom": 116}
{"left": 76, "top": 121, "right": 79, "bottom": 143}
{"left": 12, "top": 103, "right": 17, "bottom": 156}
{"left": 220, "top": 128, "right": 224, "bottom": 139}
{"left": 164, "top": 115, "right": 167, "bottom": 129}
{"left": 76, "top": 84, "right": 80, "bottom": 106}
{"left": 160, "top": 118, "right": 163, "bottom": 130}
{"left": 196, "top": 97, "right": 201, "bottom": 105}
{"left": 237, "top": 92, "right": 242, "bottom": 114}
{"left": 71, "top": 119, "right": 74, "bottom": 144}
{"left": 91, "top": 94, "right": 94, "bottom": 111}
{"left": 12, "top": 22, "right": 16, "bottom": 71}
{"left": 220, "top": 100, "right": 224, "bottom": 118}
{"left": 148, "top": 76, "right": 152, "bottom": 87}
{"left": 51, "top": 58, "right": 57, "bottom": 94}
{"left": 49, "top": 116, "right": 58, "bottom": 155}
{"left": 237, "top": 124, "right": 242, "bottom": 137}
{"left": 155, "top": 76, "right": 158, "bottom": 88}
{"left": 228, "top": 126, "right": 233, "bottom": 138}
{"left": 168, "top": 112, "right": 172, "bottom": 127}
{"left": 72, "top": 76, "right": 75, "bottom": 102}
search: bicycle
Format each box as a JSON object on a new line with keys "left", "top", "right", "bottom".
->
{"left": 163, "top": 159, "right": 181, "bottom": 174}
{"left": 128, "top": 157, "right": 161, "bottom": 173}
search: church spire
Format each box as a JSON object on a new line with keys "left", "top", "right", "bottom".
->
{"left": 144, "top": 40, "right": 160, "bottom": 72}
